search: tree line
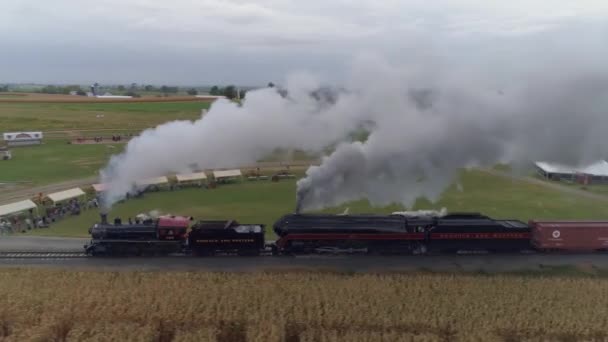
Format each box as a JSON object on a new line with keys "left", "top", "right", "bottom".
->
{"left": 0, "top": 82, "right": 275, "bottom": 99}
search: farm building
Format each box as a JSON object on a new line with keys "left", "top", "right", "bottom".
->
{"left": 535, "top": 160, "right": 608, "bottom": 184}
{"left": 2, "top": 132, "right": 43, "bottom": 146}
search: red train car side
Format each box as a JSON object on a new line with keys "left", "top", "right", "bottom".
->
{"left": 530, "top": 220, "right": 608, "bottom": 252}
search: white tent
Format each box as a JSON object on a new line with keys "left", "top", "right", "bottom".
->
{"left": 135, "top": 176, "right": 168, "bottom": 187}
{"left": 176, "top": 172, "right": 207, "bottom": 183}
{"left": 46, "top": 188, "right": 86, "bottom": 204}
{"left": 213, "top": 169, "right": 242, "bottom": 180}
{"left": 0, "top": 200, "right": 37, "bottom": 217}
{"left": 536, "top": 160, "right": 608, "bottom": 178}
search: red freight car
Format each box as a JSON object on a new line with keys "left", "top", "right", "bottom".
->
{"left": 530, "top": 221, "right": 608, "bottom": 251}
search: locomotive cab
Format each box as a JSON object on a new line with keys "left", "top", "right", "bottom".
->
{"left": 157, "top": 216, "right": 189, "bottom": 241}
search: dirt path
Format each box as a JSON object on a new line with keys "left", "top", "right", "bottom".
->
{"left": 480, "top": 169, "right": 608, "bottom": 202}
{"left": 0, "top": 177, "right": 99, "bottom": 205}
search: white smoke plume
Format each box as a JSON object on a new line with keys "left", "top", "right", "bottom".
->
{"left": 100, "top": 25, "right": 608, "bottom": 212}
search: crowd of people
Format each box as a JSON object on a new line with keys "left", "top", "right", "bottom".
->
{"left": 0, "top": 213, "right": 49, "bottom": 235}
{"left": 73, "top": 133, "right": 134, "bottom": 144}
{"left": 0, "top": 198, "right": 93, "bottom": 235}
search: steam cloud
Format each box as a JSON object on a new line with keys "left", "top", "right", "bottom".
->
{"left": 100, "top": 29, "right": 608, "bottom": 212}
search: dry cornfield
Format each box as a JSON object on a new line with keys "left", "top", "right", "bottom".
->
{"left": 0, "top": 269, "right": 607, "bottom": 342}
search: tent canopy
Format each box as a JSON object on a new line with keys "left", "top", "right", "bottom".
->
{"left": 213, "top": 169, "right": 242, "bottom": 179}
{"left": 176, "top": 172, "right": 207, "bottom": 183}
{"left": 135, "top": 176, "right": 168, "bottom": 187}
{"left": 92, "top": 183, "right": 108, "bottom": 192}
{"left": 0, "top": 200, "right": 37, "bottom": 217}
{"left": 46, "top": 188, "right": 85, "bottom": 203}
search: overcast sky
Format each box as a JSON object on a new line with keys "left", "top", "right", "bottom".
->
{"left": 1, "top": 0, "right": 607, "bottom": 85}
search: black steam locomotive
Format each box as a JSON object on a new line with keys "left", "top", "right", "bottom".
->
{"left": 273, "top": 212, "right": 531, "bottom": 255}
{"left": 84, "top": 211, "right": 533, "bottom": 256}
{"left": 85, "top": 214, "right": 266, "bottom": 256}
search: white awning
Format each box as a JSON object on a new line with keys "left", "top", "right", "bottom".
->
{"left": 92, "top": 183, "right": 108, "bottom": 192}
{"left": 535, "top": 162, "right": 576, "bottom": 174}
{"left": 213, "top": 169, "right": 242, "bottom": 179}
{"left": 176, "top": 172, "right": 207, "bottom": 183}
{"left": 0, "top": 200, "right": 37, "bottom": 217}
{"left": 536, "top": 160, "right": 608, "bottom": 176}
{"left": 135, "top": 176, "right": 168, "bottom": 186}
{"left": 46, "top": 188, "right": 86, "bottom": 203}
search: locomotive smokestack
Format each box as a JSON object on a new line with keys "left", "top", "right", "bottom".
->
{"left": 100, "top": 212, "right": 108, "bottom": 225}
{"left": 295, "top": 190, "right": 301, "bottom": 214}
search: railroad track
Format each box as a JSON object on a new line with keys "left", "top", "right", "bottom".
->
{"left": 0, "top": 251, "right": 87, "bottom": 259}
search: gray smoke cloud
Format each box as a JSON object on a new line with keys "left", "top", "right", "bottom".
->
{"left": 296, "top": 63, "right": 608, "bottom": 211}
{"left": 100, "top": 25, "right": 608, "bottom": 212}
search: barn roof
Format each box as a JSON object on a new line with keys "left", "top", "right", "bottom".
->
{"left": 535, "top": 162, "right": 576, "bottom": 174}
{"left": 213, "top": 169, "right": 242, "bottom": 179}
{"left": 0, "top": 200, "right": 37, "bottom": 217}
{"left": 46, "top": 188, "right": 85, "bottom": 203}
{"left": 535, "top": 160, "right": 608, "bottom": 176}
{"left": 581, "top": 160, "right": 608, "bottom": 176}
{"left": 176, "top": 172, "right": 207, "bottom": 183}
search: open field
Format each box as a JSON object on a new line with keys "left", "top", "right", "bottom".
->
{"left": 0, "top": 140, "right": 314, "bottom": 190}
{"left": 0, "top": 268, "right": 607, "bottom": 341}
{"left": 0, "top": 92, "right": 218, "bottom": 103}
{"left": 29, "top": 169, "right": 608, "bottom": 238}
{"left": 0, "top": 140, "right": 121, "bottom": 187}
{"left": 0, "top": 100, "right": 211, "bottom": 132}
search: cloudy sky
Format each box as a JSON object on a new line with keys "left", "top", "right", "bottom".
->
{"left": 1, "top": 0, "right": 607, "bottom": 85}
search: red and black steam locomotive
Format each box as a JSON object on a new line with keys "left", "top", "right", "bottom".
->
{"left": 85, "top": 211, "right": 608, "bottom": 256}
{"left": 85, "top": 214, "right": 266, "bottom": 256}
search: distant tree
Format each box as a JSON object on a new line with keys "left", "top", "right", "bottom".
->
{"left": 125, "top": 91, "right": 141, "bottom": 98}
{"left": 76, "top": 90, "right": 87, "bottom": 96}
{"left": 223, "top": 85, "right": 237, "bottom": 99}
{"left": 209, "top": 86, "right": 220, "bottom": 95}
{"left": 268, "top": 82, "right": 275, "bottom": 88}
{"left": 117, "top": 85, "right": 125, "bottom": 91}
{"left": 240, "top": 89, "right": 247, "bottom": 99}
{"left": 0, "top": 85, "right": 9, "bottom": 92}
{"left": 130, "top": 83, "right": 138, "bottom": 91}
{"left": 160, "top": 85, "right": 179, "bottom": 94}
{"left": 144, "top": 85, "right": 156, "bottom": 91}
{"left": 187, "top": 88, "right": 198, "bottom": 95}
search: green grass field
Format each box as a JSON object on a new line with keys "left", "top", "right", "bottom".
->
{"left": 29, "top": 169, "right": 608, "bottom": 238}
{"left": 0, "top": 101, "right": 210, "bottom": 132}
{"left": 0, "top": 140, "right": 123, "bottom": 185}
{"left": 0, "top": 101, "right": 209, "bottom": 185}
{"left": 0, "top": 100, "right": 318, "bottom": 186}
